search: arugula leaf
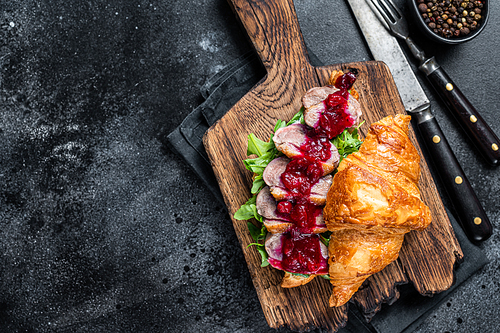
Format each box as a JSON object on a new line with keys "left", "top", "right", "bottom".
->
{"left": 332, "top": 122, "right": 364, "bottom": 162}
{"left": 243, "top": 150, "right": 276, "bottom": 174}
{"left": 247, "top": 222, "right": 267, "bottom": 241}
{"left": 286, "top": 106, "right": 305, "bottom": 125}
{"left": 256, "top": 245, "right": 269, "bottom": 267}
{"left": 233, "top": 196, "right": 263, "bottom": 222}
{"left": 320, "top": 274, "right": 331, "bottom": 280}
{"left": 290, "top": 272, "right": 310, "bottom": 278}
{"left": 274, "top": 119, "right": 287, "bottom": 132}
{"left": 247, "top": 133, "right": 274, "bottom": 157}
{"left": 250, "top": 174, "right": 265, "bottom": 194}
{"left": 247, "top": 241, "right": 269, "bottom": 267}
{"left": 320, "top": 232, "right": 331, "bottom": 248}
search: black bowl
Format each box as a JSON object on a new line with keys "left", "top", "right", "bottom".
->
{"left": 407, "top": 0, "right": 489, "bottom": 44}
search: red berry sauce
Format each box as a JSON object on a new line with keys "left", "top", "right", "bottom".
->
{"left": 316, "top": 72, "right": 357, "bottom": 139}
{"left": 281, "top": 231, "right": 327, "bottom": 274}
{"left": 271, "top": 72, "right": 356, "bottom": 275}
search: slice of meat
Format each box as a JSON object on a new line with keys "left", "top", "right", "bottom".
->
{"left": 303, "top": 92, "right": 362, "bottom": 131}
{"left": 262, "top": 157, "right": 289, "bottom": 194}
{"left": 262, "top": 157, "right": 333, "bottom": 205}
{"left": 273, "top": 124, "right": 340, "bottom": 175}
{"left": 265, "top": 233, "right": 284, "bottom": 262}
{"left": 302, "top": 86, "right": 338, "bottom": 109}
{"left": 303, "top": 102, "right": 326, "bottom": 129}
{"left": 347, "top": 94, "right": 362, "bottom": 129}
{"left": 272, "top": 124, "right": 307, "bottom": 158}
{"left": 310, "top": 174, "right": 333, "bottom": 205}
{"left": 256, "top": 186, "right": 293, "bottom": 233}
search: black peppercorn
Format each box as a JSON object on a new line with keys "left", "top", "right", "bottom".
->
{"left": 416, "top": 0, "right": 484, "bottom": 38}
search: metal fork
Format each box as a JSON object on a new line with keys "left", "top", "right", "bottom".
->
{"left": 367, "top": 0, "right": 426, "bottom": 62}
{"left": 367, "top": 0, "right": 500, "bottom": 166}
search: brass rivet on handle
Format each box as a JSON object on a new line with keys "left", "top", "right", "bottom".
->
{"left": 446, "top": 83, "right": 453, "bottom": 91}
{"left": 493, "top": 143, "right": 499, "bottom": 151}
{"left": 432, "top": 135, "right": 441, "bottom": 143}
{"left": 455, "top": 176, "right": 463, "bottom": 184}
{"left": 470, "top": 115, "right": 478, "bottom": 123}
{"left": 474, "top": 217, "right": 482, "bottom": 225}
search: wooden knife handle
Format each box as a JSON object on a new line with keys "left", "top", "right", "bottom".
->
{"left": 418, "top": 115, "right": 493, "bottom": 242}
{"left": 425, "top": 66, "right": 500, "bottom": 166}
{"left": 227, "top": 0, "right": 313, "bottom": 73}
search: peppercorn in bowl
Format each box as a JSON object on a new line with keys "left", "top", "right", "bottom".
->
{"left": 408, "top": 0, "right": 488, "bottom": 44}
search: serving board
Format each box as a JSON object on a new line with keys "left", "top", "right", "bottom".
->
{"left": 203, "top": 0, "right": 463, "bottom": 331}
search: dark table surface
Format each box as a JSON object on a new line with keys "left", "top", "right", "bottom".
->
{"left": 1, "top": 0, "right": 499, "bottom": 332}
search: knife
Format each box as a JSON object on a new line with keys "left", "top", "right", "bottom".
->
{"left": 346, "top": 0, "right": 492, "bottom": 242}
{"left": 374, "top": 1, "right": 500, "bottom": 167}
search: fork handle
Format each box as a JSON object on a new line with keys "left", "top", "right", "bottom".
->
{"left": 420, "top": 57, "right": 500, "bottom": 166}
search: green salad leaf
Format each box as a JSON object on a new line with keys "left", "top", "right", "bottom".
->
{"left": 320, "top": 231, "right": 332, "bottom": 248}
{"left": 286, "top": 106, "right": 305, "bottom": 126}
{"left": 247, "top": 221, "right": 267, "bottom": 241}
{"left": 290, "top": 272, "right": 310, "bottom": 278}
{"left": 246, "top": 133, "right": 275, "bottom": 157}
{"left": 234, "top": 196, "right": 262, "bottom": 222}
{"left": 246, "top": 223, "right": 269, "bottom": 267}
{"left": 332, "top": 121, "right": 364, "bottom": 162}
{"left": 250, "top": 174, "right": 265, "bottom": 195}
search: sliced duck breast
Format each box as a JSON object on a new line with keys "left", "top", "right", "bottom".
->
{"left": 303, "top": 88, "right": 363, "bottom": 132}
{"left": 302, "top": 86, "right": 338, "bottom": 109}
{"left": 256, "top": 186, "right": 293, "bottom": 233}
{"left": 273, "top": 124, "right": 340, "bottom": 175}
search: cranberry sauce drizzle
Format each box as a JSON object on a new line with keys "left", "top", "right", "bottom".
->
{"left": 270, "top": 72, "right": 356, "bottom": 275}
{"left": 281, "top": 231, "right": 328, "bottom": 274}
{"left": 301, "top": 129, "right": 332, "bottom": 162}
{"left": 316, "top": 72, "right": 357, "bottom": 139}
{"left": 335, "top": 72, "right": 356, "bottom": 98}
{"left": 276, "top": 198, "right": 322, "bottom": 233}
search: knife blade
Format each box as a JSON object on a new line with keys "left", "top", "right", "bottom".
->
{"left": 346, "top": 0, "right": 492, "bottom": 242}
{"left": 371, "top": 0, "right": 500, "bottom": 166}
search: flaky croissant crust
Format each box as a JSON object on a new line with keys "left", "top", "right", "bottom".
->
{"left": 324, "top": 115, "right": 431, "bottom": 234}
{"left": 324, "top": 114, "right": 432, "bottom": 307}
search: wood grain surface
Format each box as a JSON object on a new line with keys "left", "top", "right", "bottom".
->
{"left": 203, "top": 0, "right": 463, "bottom": 331}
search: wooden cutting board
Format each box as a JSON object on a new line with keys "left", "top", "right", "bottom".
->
{"left": 203, "top": 0, "right": 463, "bottom": 331}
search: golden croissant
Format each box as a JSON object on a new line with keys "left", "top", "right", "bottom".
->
{"left": 323, "top": 114, "right": 432, "bottom": 307}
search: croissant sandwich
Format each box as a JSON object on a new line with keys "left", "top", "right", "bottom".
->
{"left": 235, "top": 70, "right": 364, "bottom": 288}
{"left": 324, "top": 114, "right": 432, "bottom": 307}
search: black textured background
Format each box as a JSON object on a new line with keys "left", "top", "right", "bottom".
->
{"left": 1, "top": 0, "right": 499, "bottom": 332}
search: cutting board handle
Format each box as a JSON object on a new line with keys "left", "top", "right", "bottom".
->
{"left": 228, "top": 0, "right": 313, "bottom": 74}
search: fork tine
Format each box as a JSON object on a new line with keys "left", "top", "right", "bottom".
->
{"left": 381, "top": 0, "right": 404, "bottom": 19}
{"left": 368, "top": 0, "right": 393, "bottom": 27}
{"left": 367, "top": 0, "right": 409, "bottom": 39}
